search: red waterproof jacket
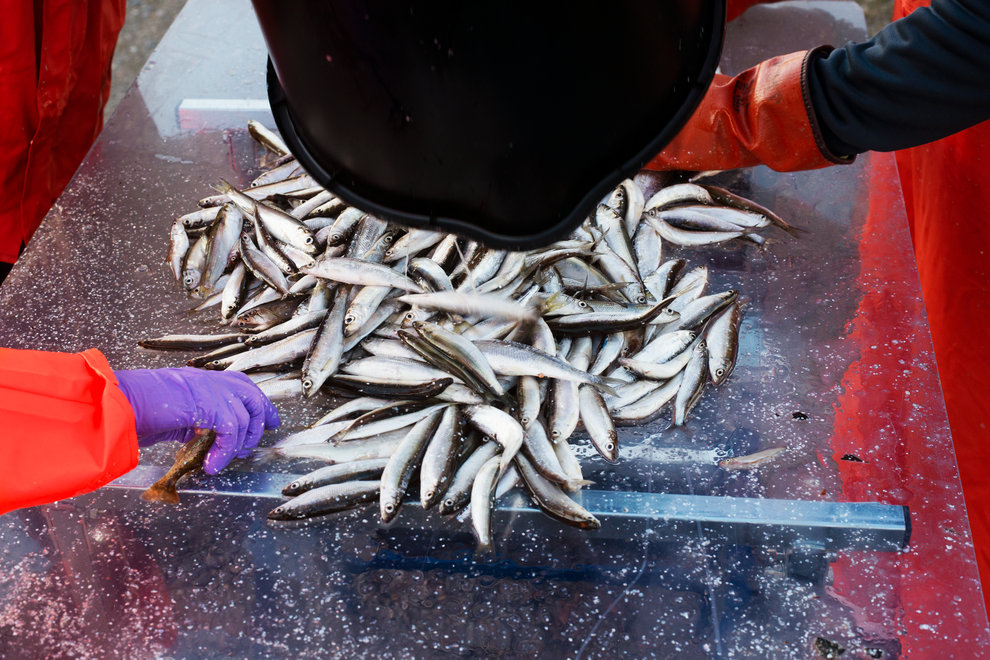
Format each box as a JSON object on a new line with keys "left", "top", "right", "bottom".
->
{"left": 820, "top": 0, "right": 990, "bottom": 638}
{"left": 718, "top": 0, "right": 990, "bottom": 622}
{"left": 893, "top": 0, "right": 990, "bottom": 609}
{"left": 0, "top": 0, "right": 126, "bottom": 263}
{"left": 0, "top": 348, "right": 138, "bottom": 515}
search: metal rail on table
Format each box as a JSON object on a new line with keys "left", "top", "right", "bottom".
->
{"left": 111, "top": 465, "right": 909, "bottom": 551}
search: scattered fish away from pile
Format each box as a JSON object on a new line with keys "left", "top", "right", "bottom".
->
{"left": 142, "top": 120, "right": 796, "bottom": 551}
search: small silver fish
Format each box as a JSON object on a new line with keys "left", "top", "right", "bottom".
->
{"left": 718, "top": 447, "right": 786, "bottom": 471}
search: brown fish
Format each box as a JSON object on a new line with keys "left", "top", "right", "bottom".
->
{"left": 141, "top": 429, "right": 217, "bottom": 504}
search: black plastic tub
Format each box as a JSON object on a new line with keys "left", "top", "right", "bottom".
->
{"left": 253, "top": 1, "right": 725, "bottom": 249}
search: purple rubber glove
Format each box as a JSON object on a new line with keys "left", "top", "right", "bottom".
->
{"left": 115, "top": 367, "right": 281, "bottom": 474}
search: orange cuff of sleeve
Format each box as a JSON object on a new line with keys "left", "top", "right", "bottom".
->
{"left": 646, "top": 48, "right": 852, "bottom": 173}
{"left": 0, "top": 348, "right": 138, "bottom": 515}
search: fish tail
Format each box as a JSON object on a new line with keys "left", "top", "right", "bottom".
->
{"left": 251, "top": 446, "right": 282, "bottom": 464}
{"left": 141, "top": 477, "right": 180, "bottom": 504}
{"left": 764, "top": 215, "right": 806, "bottom": 237}
{"left": 493, "top": 391, "right": 516, "bottom": 408}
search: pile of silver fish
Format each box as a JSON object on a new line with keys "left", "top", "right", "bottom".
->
{"left": 146, "top": 121, "right": 797, "bottom": 550}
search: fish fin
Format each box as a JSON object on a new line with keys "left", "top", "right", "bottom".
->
{"left": 589, "top": 231, "right": 607, "bottom": 250}
{"left": 451, "top": 239, "right": 479, "bottom": 295}
{"left": 687, "top": 170, "right": 725, "bottom": 182}
{"left": 755, "top": 236, "right": 779, "bottom": 255}
{"left": 596, "top": 377, "right": 628, "bottom": 398}
{"left": 542, "top": 290, "right": 567, "bottom": 313}
{"left": 584, "top": 225, "right": 605, "bottom": 247}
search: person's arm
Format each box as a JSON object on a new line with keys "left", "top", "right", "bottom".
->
{"left": 809, "top": 0, "right": 990, "bottom": 156}
{"left": 0, "top": 348, "right": 281, "bottom": 516}
{"left": 645, "top": 49, "right": 849, "bottom": 172}
{"left": 0, "top": 348, "right": 138, "bottom": 515}
{"left": 646, "top": 0, "right": 990, "bottom": 171}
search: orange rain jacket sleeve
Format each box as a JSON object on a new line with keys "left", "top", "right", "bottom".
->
{"left": 0, "top": 0, "right": 126, "bottom": 263}
{"left": 0, "top": 348, "right": 138, "bottom": 515}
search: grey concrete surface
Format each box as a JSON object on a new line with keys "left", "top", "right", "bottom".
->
{"left": 861, "top": 0, "right": 896, "bottom": 34}
{"left": 106, "top": 0, "right": 187, "bottom": 119}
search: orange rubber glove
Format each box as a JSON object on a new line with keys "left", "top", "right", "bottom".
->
{"left": 645, "top": 48, "right": 853, "bottom": 173}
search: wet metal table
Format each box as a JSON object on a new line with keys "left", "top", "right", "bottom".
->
{"left": 0, "top": 1, "right": 986, "bottom": 657}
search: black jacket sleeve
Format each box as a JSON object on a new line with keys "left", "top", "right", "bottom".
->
{"left": 808, "top": 0, "right": 990, "bottom": 156}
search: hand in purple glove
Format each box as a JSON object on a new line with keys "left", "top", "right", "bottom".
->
{"left": 115, "top": 367, "right": 281, "bottom": 474}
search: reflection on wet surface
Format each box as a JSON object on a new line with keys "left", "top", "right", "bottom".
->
{"left": 0, "top": 0, "right": 984, "bottom": 656}
{"left": 0, "top": 496, "right": 906, "bottom": 658}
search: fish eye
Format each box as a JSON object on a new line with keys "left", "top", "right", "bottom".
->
{"left": 384, "top": 234, "right": 395, "bottom": 244}
{"left": 578, "top": 301, "right": 589, "bottom": 308}
{"left": 302, "top": 378, "right": 313, "bottom": 390}
{"left": 405, "top": 312, "right": 416, "bottom": 320}
{"left": 551, "top": 429, "right": 561, "bottom": 439}
{"left": 606, "top": 443, "right": 615, "bottom": 452}
{"left": 716, "top": 368, "right": 725, "bottom": 376}
{"left": 344, "top": 314, "right": 355, "bottom": 324}
{"left": 637, "top": 295, "right": 647, "bottom": 303}
{"left": 385, "top": 503, "right": 394, "bottom": 513}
